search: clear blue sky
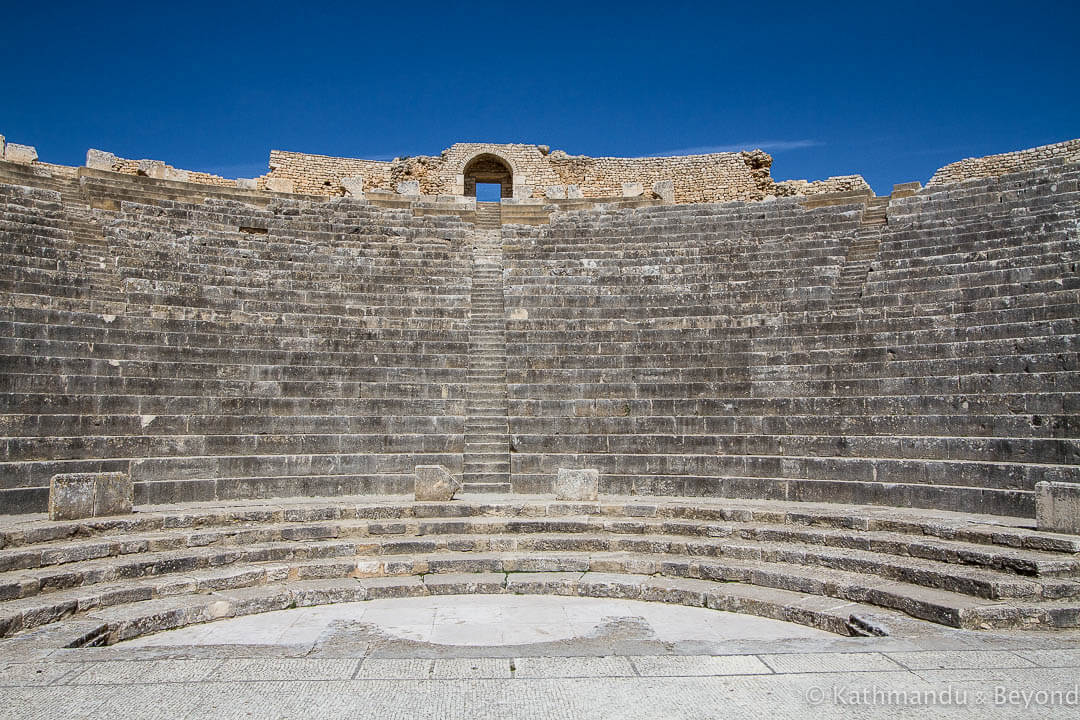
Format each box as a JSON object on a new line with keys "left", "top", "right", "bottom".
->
{"left": 2, "top": 1, "right": 1077, "bottom": 194}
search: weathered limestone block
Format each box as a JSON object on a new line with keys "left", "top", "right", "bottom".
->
{"left": 652, "top": 179, "right": 675, "bottom": 203}
{"left": 94, "top": 472, "right": 133, "bottom": 516}
{"left": 414, "top": 465, "right": 461, "bottom": 501}
{"left": 622, "top": 182, "right": 644, "bottom": 197}
{"left": 567, "top": 184, "right": 584, "bottom": 199}
{"left": 554, "top": 468, "right": 599, "bottom": 501}
{"left": 49, "top": 474, "right": 94, "bottom": 520}
{"left": 513, "top": 183, "right": 533, "bottom": 199}
{"left": 545, "top": 185, "right": 567, "bottom": 199}
{"left": 5, "top": 143, "right": 37, "bottom": 164}
{"left": 1037, "top": 482, "right": 1080, "bottom": 535}
{"left": 266, "top": 177, "right": 294, "bottom": 193}
{"left": 891, "top": 181, "right": 922, "bottom": 199}
{"left": 341, "top": 176, "right": 364, "bottom": 197}
{"left": 0, "top": 135, "right": 5, "bottom": 158}
{"left": 396, "top": 180, "right": 420, "bottom": 196}
{"left": 236, "top": 178, "right": 258, "bottom": 190}
{"left": 49, "top": 472, "right": 133, "bottom": 521}
{"left": 164, "top": 167, "right": 190, "bottom": 182}
{"left": 86, "top": 149, "right": 117, "bottom": 171}
{"left": 137, "top": 159, "right": 167, "bottom": 179}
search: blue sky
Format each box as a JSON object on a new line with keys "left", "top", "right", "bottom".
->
{"left": 2, "top": 1, "right": 1077, "bottom": 194}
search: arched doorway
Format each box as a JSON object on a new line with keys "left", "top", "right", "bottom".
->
{"left": 463, "top": 154, "right": 513, "bottom": 199}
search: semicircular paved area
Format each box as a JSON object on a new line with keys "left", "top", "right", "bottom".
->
{"left": 122, "top": 595, "right": 832, "bottom": 650}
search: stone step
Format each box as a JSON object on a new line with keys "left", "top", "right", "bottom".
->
{"left": 3, "top": 545, "right": 1077, "bottom": 638}
{"left": 3, "top": 511, "right": 1076, "bottom": 584}
{"left": 462, "top": 472, "right": 510, "bottom": 485}
{"left": 463, "top": 458, "right": 511, "bottom": 469}
{"left": 463, "top": 441, "right": 509, "bottom": 452}
{"left": 7, "top": 572, "right": 925, "bottom": 649}
{"left": 465, "top": 439, "right": 505, "bottom": 450}
{"left": 465, "top": 418, "right": 506, "bottom": 428}
{"left": 461, "top": 484, "right": 513, "bottom": 494}
{"left": 4, "top": 495, "right": 1078, "bottom": 552}
{"left": 463, "top": 442, "right": 507, "bottom": 452}
{"left": 462, "top": 451, "right": 509, "bottom": 463}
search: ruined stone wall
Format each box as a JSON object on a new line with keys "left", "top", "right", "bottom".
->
{"left": 544, "top": 150, "right": 773, "bottom": 203}
{"left": 774, "top": 175, "right": 871, "bottom": 197}
{"left": 927, "top": 138, "right": 1080, "bottom": 186}
{"left": 264, "top": 143, "right": 781, "bottom": 202}
{"left": 90, "top": 151, "right": 238, "bottom": 188}
{"left": 23, "top": 134, "right": 1080, "bottom": 203}
{"left": 265, "top": 150, "right": 393, "bottom": 195}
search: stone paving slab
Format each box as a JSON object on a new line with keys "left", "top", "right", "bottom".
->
{"left": 886, "top": 649, "right": 1038, "bottom": 670}
{"left": 630, "top": 653, "right": 772, "bottom": 676}
{"left": 511, "top": 655, "right": 636, "bottom": 677}
{"left": 759, "top": 650, "right": 903, "bottom": 674}
{"left": 354, "top": 657, "right": 432, "bottom": 679}
{"left": 63, "top": 658, "right": 224, "bottom": 684}
{"left": 3, "top": 595, "right": 1080, "bottom": 718}
{"left": 203, "top": 657, "right": 359, "bottom": 681}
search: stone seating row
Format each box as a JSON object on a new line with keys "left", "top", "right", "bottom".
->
{"left": 500, "top": 170, "right": 1076, "bottom": 519}
{"left": 504, "top": 298, "right": 1077, "bottom": 337}
{"left": 506, "top": 332, "right": 1075, "bottom": 366}
{"left": 505, "top": 446, "right": 1075, "bottom": 488}
{"left": 875, "top": 228, "right": 1074, "bottom": 264}
{"left": 0, "top": 186, "right": 479, "bottom": 514}
{"left": 1, "top": 496, "right": 1078, "bottom": 646}
{"left": 500, "top": 352, "right": 1074, "bottom": 382}
{"left": 501, "top": 269, "right": 1071, "bottom": 315}
{"left": 502, "top": 370, "right": 1074, "bottom": 397}
{"left": 0, "top": 332, "right": 470, "bottom": 365}
{"left": 501, "top": 236, "right": 1073, "bottom": 283}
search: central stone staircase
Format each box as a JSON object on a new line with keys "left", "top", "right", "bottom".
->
{"left": 831, "top": 196, "right": 889, "bottom": 309}
{"left": 463, "top": 202, "right": 511, "bottom": 492}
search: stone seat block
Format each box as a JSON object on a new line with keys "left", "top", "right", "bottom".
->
{"left": 48, "top": 472, "right": 131, "bottom": 521}
{"left": 1037, "top": 482, "right": 1080, "bottom": 535}
{"left": 414, "top": 465, "right": 462, "bottom": 501}
{"left": 553, "top": 468, "right": 599, "bottom": 501}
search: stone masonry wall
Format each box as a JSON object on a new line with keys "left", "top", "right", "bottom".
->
{"left": 264, "top": 143, "right": 815, "bottom": 203}
{"left": 67, "top": 139, "right": 872, "bottom": 203}
{"left": 928, "top": 138, "right": 1080, "bottom": 185}
{"left": 543, "top": 150, "right": 770, "bottom": 203}
{"left": 265, "top": 150, "right": 393, "bottom": 196}
{"left": 43, "top": 134, "right": 1080, "bottom": 204}
{"left": 774, "top": 175, "right": 871, "bottom": 197}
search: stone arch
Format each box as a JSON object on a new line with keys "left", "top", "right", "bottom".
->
{"left": 458, "top": 151, "right": 519, "bottom": 199}
{"left": 462, "top": 153, "right": 514, "bottom": 198}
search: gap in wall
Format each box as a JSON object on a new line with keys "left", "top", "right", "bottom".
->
{"left": 475, "top": 183, "right": 502, "bottom": 202}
